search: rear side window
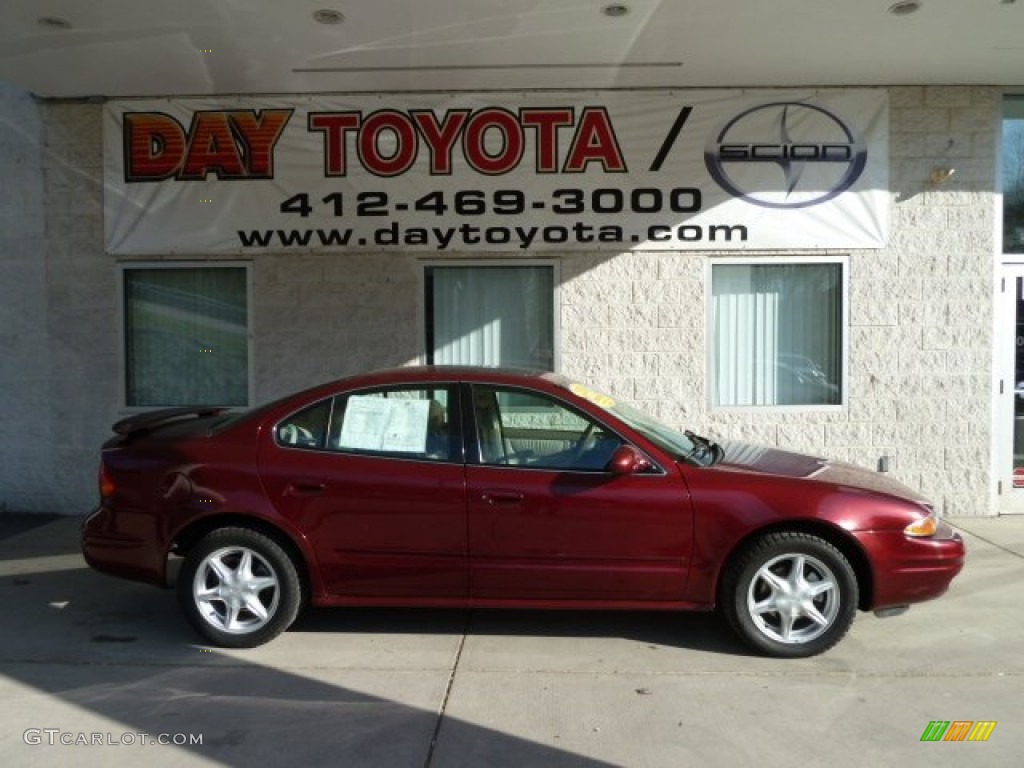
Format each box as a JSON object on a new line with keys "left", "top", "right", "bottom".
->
{"left": 334, "top": 387, "right": 455, "bottom": 461}
{"left": 275, "top": 398, "right": 332, "bottom": 449}
{"left": 276, "top": 386, "right": 458, "bottom": 463}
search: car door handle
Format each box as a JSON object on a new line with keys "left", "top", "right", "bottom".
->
{"left": 480, "top": 489, "right": 524, "bottom": 505}
{"left": 284, "top": 482, "right": 326, "bottom": 497}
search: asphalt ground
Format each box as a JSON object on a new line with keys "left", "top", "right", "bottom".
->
{"left": 0, "top": 513, "right": 1021, "bottom": 768}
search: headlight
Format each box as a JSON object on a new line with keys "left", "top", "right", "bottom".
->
{"left": 904, "top": 511, "right": 939, "bottom": 537}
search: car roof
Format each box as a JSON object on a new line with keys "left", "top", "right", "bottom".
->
{"left": 351, "top": 364, "right": 557, "bottom": 382}
{"left": 254, "top": 366, "right": 573, "bottom": 415}
{"left": 339, "top": 365, "right": 576, "bottom": 392}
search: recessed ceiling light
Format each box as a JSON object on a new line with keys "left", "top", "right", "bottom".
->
{"left": 37, "top": 16, "right": 73, "bottom": 30}
{"left": 888, "top": 1, "right": 922, "bottom": 15}
{"left": 602, "top": 4, "right": 630, "bottom": 18}
{"left": 313, "top": 9, "right": 345, "bottom": 25}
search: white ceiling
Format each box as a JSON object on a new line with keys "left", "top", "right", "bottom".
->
{"left": 1, "top": 0, "right": 1022, "bottom": 99}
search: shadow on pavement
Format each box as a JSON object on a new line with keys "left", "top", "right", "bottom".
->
{"left": 1, "top": 514, "right": 715, "bottom": 767}
{"left": 293, "top": 605, "right": 748, "bottom": 657}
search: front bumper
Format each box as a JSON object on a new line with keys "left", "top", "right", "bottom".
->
{"left": 853, "top": 522, "right": 966, "bottom": 610}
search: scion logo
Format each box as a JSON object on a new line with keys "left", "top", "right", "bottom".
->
{"left": 705, "top": 101, "right": 867, "bottom": 209}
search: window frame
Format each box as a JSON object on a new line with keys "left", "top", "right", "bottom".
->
{"left": 117, "top": 261, "right": 254, "bottom": 411}
{"left": 419, "top": 260, "right": 561, "bottom": 371}
{"left": 705, "top": 255, "right": 849, "bottom": 413}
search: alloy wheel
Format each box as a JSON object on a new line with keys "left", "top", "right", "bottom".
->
{"left": 746, "top": 552, "right": 840, "bottom": 645}
{"left": 192, "top": 545, "right": 281, "bottom": 634}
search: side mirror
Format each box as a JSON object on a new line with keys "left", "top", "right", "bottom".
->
{"left": 607, "top": 445, "right": 653, "bottom": 475}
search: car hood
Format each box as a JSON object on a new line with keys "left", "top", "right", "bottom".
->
{"left": 711, "top": 440, "right": 930, "bottom": 505}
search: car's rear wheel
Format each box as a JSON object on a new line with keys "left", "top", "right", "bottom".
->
{"left": 178, "top": 527, "right": 302, "bottom": 648}
{"left": 721, "top": 532, "right": 858, "bottom": 658}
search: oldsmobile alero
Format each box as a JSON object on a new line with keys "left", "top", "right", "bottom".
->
{"left": 82, "top": 367, "right": 965, "bottom": 657}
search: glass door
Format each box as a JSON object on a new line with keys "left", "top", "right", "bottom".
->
{"left": 999, "top": 98, "right": 1024, "bottom": 511}
{"left": 997, "top": 267, "right": 1024, "bottom": 513}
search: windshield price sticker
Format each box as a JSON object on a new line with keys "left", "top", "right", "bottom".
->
{"left": 569, "top": 382, "right": 617, "bottom": 409}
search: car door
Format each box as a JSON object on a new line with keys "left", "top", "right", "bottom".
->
{"left": 464, "top": 383, "right": 693, "bottom": 601}
{"left": 259, "top": 383, "right": 467, "bottom": 599}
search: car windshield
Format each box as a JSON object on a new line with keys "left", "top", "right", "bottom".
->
{"left": 562, "top": 381, "right": 719, "bottom": 466}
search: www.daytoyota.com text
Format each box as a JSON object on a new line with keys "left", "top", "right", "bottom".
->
{"left": 236, "top": 187, "right": 749, "bottom": 250}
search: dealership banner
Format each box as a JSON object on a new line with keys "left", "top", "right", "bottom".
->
{"left": 103, "top": 90, "right": 889, "bottom": 254}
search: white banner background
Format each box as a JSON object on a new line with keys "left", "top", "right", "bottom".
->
{"left": 103, "top": 89, "right": 889, "bottom": 255}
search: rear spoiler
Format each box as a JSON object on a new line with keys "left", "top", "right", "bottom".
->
{"left": 112, "top": 406, "right": 229, "bottom": 437}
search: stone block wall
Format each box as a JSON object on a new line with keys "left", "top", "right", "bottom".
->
{"left": 39, "top": 101, "right": 117, "bottom": 513}
{"left": 252, "top": 253, "right": 422, "bottom": 402}
{"left": 0, "top": 91, "right": 116, "bottom": 513}
{"left": 560, "top": 86, "right": 999, "bottom": 516}
{"left": 0, "top": 84, "right": 54, "bottom": 513}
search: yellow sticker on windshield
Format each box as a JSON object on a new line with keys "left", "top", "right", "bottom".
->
{"left": 569, "top": 382, "right": 616, "bottom": 409}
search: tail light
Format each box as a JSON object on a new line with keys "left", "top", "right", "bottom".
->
{"left": 98, "top": 462, "right": 116, "bottom": 501}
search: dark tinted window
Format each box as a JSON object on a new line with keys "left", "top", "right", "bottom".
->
{"left": 275, "top": 398, "right": 332, "bottom": 449}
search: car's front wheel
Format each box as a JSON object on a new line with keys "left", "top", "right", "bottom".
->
{"left": 721, "top": 532, "right": 858, "bottom": 658}
{"left": 178, "top": 527, "right": 302, "bottom": 648}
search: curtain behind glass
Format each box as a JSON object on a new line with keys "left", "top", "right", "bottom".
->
{"left": 712, "top": 263, "right": 842, "bottom": 406}
{"left": 429, "top": 266, "right": 554, "bottom": 370}
{"left": 125, "top": 268, "right": 249, "bottom": 406}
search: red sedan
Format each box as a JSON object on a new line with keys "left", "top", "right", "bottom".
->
{"left": 82, "top": 367, "right": 964, "bottom": 657}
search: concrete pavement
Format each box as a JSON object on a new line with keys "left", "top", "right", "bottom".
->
{"left": 0, "top": 514, "right": 1021, "bottom": 767}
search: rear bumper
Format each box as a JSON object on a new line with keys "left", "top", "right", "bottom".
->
{"left": 853, "top": 524, "right": 966, "bottom": 610}
{"left": 81, "top": 506, "right": 169, "bottom": 587}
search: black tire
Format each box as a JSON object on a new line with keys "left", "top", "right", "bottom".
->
{"left": 177, "top": 527, "right": 303, "bottom": 648}
{"left": 720, "top": 532, "right": 858, "bottom": 658}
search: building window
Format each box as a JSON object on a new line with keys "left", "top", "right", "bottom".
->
{"left": 123, "top": 265, "right": 250, "bottom": 407}
{"left": 425, "top": 264, "right": 555, "bottom": 370}
{"left": 1003, "top": 95, "right": 1024, "bottom": 254}
{"left": 710, "top": 260, "right": 845, "bottom": 408}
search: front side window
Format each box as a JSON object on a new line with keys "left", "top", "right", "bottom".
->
{"left": 472, "top": 385, "right": 622, "bottom": 471}
{"left": 711, "top": 261, "right": 844, "bottom": 408}
{"left": 425, "top": 265, "right": 555, "bottom": 370}
{"left": 123, "top": 266, "right": 249, "bottom": 407}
